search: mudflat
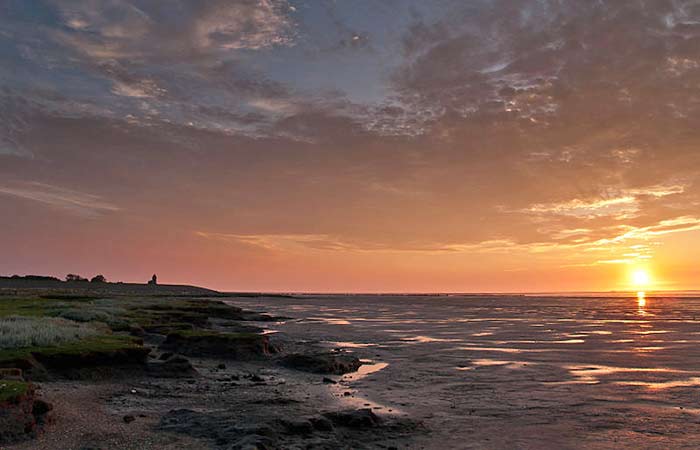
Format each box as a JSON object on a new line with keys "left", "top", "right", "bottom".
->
{"left": 225, "top": 293, "right": 700, "bottom": 449}
{"left": 6, "top": 289, "right": 700, "bottom": 449}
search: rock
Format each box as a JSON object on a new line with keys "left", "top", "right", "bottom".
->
{"left": 158, "top": 352, "right": 174, "bottom": 361}
{"left": 0, "top": 356, "right": 48, "bottom": 381}
{"left": 322, "top": 377, "right": 337, "bottom": 384}
{"left": 160, "top": 332, "right": 274, "bottom": 359}
{"left": 279, "top": 353, "right": 362, "bottom": 375}
{"left": 279, "top": 418, "right": 314, "bottom": 435}
{"left": 309, "top": 416, "right": 334, "bottom": 432}
{"left": 218, "top": 363, "right": 227, "bottom": 370}
{"left": 247, "top": 374, "right": 264, "bottom": 383}
{"left": 159, "top": 409, "right": 279, "bottom": 448}
{"left": 323, "top": 409, "right": 383, "bottom": 428}
{"left": 0, "top": 381, "right": 52, "bottom": 444}
{"left": 228, "top": 434, "right": 276, "bottom": 450}
{"left": 26, "top": 341, "right": 150, "bottom": 379}
{"left": 123, "top": 415, "right": 136, "bottom": 424}
{"left": 129, "top": 326, "right": 146, "bottom": 337}
{"left": 148, "top": 355, "right": 199, "bottom": 378}
{"left": 31, "top": 399, "right": 52, "bottom": 421}
{"left": 0, "top": 368, "right": 23, "bottom": 381}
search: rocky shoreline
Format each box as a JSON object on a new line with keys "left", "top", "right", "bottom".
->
{"left": 0, "top": 290, "right": 424, "bottom": 449}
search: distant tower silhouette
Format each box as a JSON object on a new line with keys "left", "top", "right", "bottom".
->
{"left": 148, "top": 274, "right": 158, "bottom": 285}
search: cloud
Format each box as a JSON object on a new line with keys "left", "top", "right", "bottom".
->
{"left": 0, "top": 182, "right": 120, "bottom": 218}
{"left": 53, "top": 0, "right": 296, "bottom": 59}
{"left": 523, "top": 184, "right": 688, "bottom": 218}
{"left": 4, "top": 0, "right": 700, "bottom": 289}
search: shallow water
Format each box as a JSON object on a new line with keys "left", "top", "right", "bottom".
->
{"left": 227, "top": 294, "right": 700, "bottom": 448}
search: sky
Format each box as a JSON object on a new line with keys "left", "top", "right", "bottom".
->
{"left": 2, "top": 0, "right": 700, "bottom": 293}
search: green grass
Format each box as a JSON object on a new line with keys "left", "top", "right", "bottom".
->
{"left": 0, "top": 335, "right": 142, "bottom": 363}
{"left": 0, "top": 297, "right": 52, "bottom": 317}
{"left": 0, "top": 380, "right": 30, "bottom": 402}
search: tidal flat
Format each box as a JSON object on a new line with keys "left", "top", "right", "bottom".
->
{"left": 4, "top": 289, "right": 700, "bottom": 449}
{"left": 226, "top": 293, "right": 700, "bottom": 449}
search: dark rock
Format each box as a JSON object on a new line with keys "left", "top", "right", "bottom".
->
{"left": 323, "top": 409, "right": 383, "bottom": 428}
{"left": 0, "top": 368, "right": 23, "bottom": 380}
{"left": 160, "top": 332, "right": 274, "bottom": 359}
{"left": 279, "top": 418, "right": 314, "bottom": 435}
{"left": 123, "top": 415, "right": 135, "bottom": 424}
{"left": 159, "top": 409, "right": 279, "bottom": 448}
{"left": 31, "top": 399, "right": 52, "bottom": 422}
{"left": 218, "top": 363, "right": 227, "bottom": 370}
{"left": 148, "top": 355, "right": 199, "bottom": 378}
{"left": 28, "top": 344, "right": 150, "bottom": 379}
{"left": 129, "top": 326, "right": 146, "bottom": 337}
{"left": 279, "top": 353, "right": 362, "bottom": 375}
{"left": 0, "top": 356, "right": 48, "bottom": 381}
{"left": 158, "top": 352, "right": 174, "bottom": 361}
{"left": 0, "top": 382, "right": 52, "bottom": 444}
{"left": 309, "top": 416, "right": 334, "bottom": 432}
{"left": 247, "top": 374, "right": 264, "bottom": 383}
{"left": 322, "top": 377, "right": 337, "bottom": 384}
{"left": 228, "top": 434, "right": 276, "bottom": 450}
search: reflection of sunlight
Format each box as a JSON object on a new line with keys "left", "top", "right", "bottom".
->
{"left": 616, "top": 377, "right": 700, "bottom": 389}
{"left": 558, "top": 364, "right": 684, "bottom": 385}
{"left": 637, "top": 291, "right": 646, "bottom": 316}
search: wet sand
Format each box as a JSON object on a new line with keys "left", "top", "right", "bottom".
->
{"left": 226, "top": 294, "right": 700, "bottom": 449}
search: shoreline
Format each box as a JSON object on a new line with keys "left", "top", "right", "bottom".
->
{"left": 1, "top": 289, "right": 422, "bottom": 449}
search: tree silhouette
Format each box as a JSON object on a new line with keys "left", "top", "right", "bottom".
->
{"left": 65, "top": 274, "right": 88, "bottom": 282}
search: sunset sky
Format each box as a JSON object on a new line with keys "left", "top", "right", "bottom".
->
{"left": 2, "top": 0, "right": 700, "bottom": 292}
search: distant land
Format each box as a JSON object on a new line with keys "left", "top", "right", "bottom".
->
{"left": 0, "top": 275, "right": 219, "bottom": 296}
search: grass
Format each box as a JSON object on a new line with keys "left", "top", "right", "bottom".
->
{"left": 0, "top": 297, "right": 51, "bottom": 317}
{"left": 0, "top": 380, "right": 30, "bottom": 402}
{"left": 0, "top": 335, "right": 143, "bottom": 363}
{"left": 0, "top": 316, "right": 104, "bottom": 349}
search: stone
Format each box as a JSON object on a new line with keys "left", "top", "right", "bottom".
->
{"left": 280, "top": 418, "right": 314, "bottom": 435}
{"left": 323, "top": 409, "right": 383, "bottom": 428}
{"left": 160, "top": 332, "right": 274, "bottom": 360}
{"left": 148, "top": 355, "right": 199, "bottom": 378}
{"left": 279, "top": 353, "right": 362, "bottom": 375}
{"left": 309, "top": 416, "right": 335, "bottom": 432}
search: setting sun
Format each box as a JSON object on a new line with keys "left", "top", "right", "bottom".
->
{"left": 631, "top": 269, "right": 652, "bottom": 289}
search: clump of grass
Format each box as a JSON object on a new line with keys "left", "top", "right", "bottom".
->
{"left": 0, "top": 380, "right": 30, "bottom": 402}
{"left": 0, "top": 335, "right": 143, "bottom": 364}
{"left": 0, "top": 297, "right": 51, "bottom": 317}
{"left": 0, "top": 316, "right": 104, "bottom": 350}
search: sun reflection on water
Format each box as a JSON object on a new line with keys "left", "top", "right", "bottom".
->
{"left": 637, "top": 292, "right": 646, "bottom": 316}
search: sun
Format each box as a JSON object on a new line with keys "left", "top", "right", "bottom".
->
{"left": 631, "top": 269, "right": 651, "bottom": 289}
